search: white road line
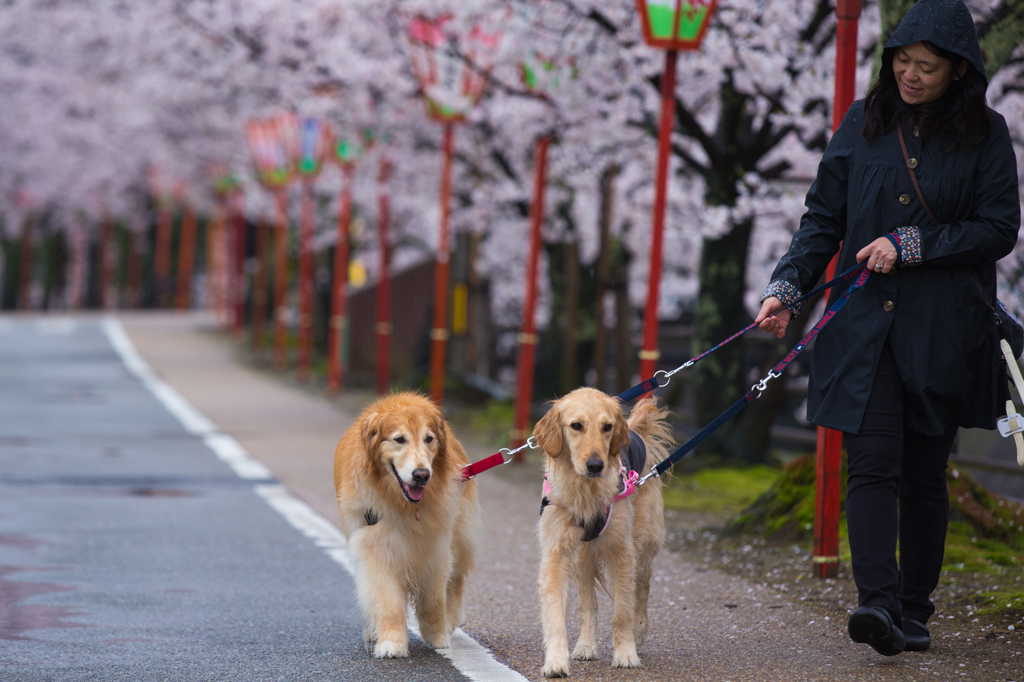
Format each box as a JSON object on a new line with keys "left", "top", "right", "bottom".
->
{"left": 102, "top": 316, "right": 528, "bottom": 682}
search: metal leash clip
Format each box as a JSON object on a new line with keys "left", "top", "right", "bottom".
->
{"left": 653, "top": 360, "right": 693, "bottom": 389}
{"left": 499, "top": 436, "right": 538, "bottom": 464}
{"left": 752, "top": 370, "right": 781, "bottom": 399}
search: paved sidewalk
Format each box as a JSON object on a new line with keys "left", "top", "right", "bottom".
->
{"left": 121, "top": 311, "right": 1004, "bottom": 681}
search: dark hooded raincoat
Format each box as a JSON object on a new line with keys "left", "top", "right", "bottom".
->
{"left": 767, "top": 0, "right": 1020, "bottom": 436}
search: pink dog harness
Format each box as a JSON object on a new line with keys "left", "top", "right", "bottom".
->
{"left": 540, "top": 431, "right": 646, "bottom": 542}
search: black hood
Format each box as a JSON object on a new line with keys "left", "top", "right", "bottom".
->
{"left": 885, "top": 0, "right": 986, "bottom": 82}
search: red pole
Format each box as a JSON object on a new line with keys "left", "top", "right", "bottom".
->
{"left": 232, "top": 193, "right": 247, "bottom": 338}
{"left": 328, "top": 166, "right": 353, "bottom": 393}
{"left": 273, "top": 189, "right": 290, "bottom": 370}
{"left": 638, "top": 49, "right": 678, "bottom": 381}
{"left": 297, "top": 181, "right": 315, "bottom": 382}
{"left": 251, "top": 217, "right": 269, "bottom": 351}
{"left": 176, "top": 203, "right": 198, "bottom": 310}
{"left": 814, "top": 0, "right": 862, "bottom": 581}
{"left": 154, "top": 194, "right": 173, "bottom": 308}
{"left": 376, "top": 158, "right": 393, "bottom": 396}
{"left": 511, "top": 135, "right": 550, "bottom": 452}
{"left": 429, "top": 122, "right": 455, "bottom": 405}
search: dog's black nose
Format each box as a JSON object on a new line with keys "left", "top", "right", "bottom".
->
{"left": 586, "top": 458, "right": 604, "bottom": 475}
{"left": 411, "top": 468, "right": 431, "bottom": 485}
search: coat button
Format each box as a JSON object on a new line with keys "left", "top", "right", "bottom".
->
{"left": 913, "top": 126, "right": 921, "bottom": 137}
{"left": 899, "top": 194, "right": 911, "bottom": 205}
{"left": 883, "top": 300, "right": 895, "bottom": 312}
{"left": 907, "top": 157, "right": 919, "bottom": 169}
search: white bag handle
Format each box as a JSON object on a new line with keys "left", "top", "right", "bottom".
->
{"left": 998, "top": 339, "right": 1024, "bottom": 467}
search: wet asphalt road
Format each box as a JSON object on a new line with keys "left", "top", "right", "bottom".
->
{"left": 0, "top": 317, "right": 469, "bottom": 681}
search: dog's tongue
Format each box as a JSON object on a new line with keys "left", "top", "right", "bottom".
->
{"left": 405, "top": 484, "right": 425, "bottom": 502}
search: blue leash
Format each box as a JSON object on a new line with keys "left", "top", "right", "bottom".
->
{"left": 617, "top": 262, "right": 870, "bottom": 404}
{"left": 637, "top": 264, "right": 871, "bottom": 484}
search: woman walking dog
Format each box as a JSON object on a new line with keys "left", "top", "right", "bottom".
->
{"left": 755, "top": 0, "right": 1020, "bottom": 656}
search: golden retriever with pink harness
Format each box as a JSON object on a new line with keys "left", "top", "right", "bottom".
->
{"left": 533, "top": 388, "right": 673, "bottom": 677}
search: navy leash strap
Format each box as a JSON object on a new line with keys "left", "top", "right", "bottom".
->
{"left": 616, "top": 262, "right": 868, "bottom": 404}
{"left": 638, "top": 265, "right": 872, "bottom": 484}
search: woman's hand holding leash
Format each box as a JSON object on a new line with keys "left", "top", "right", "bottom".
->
{"left": 755, "top": 297, "right": 792, "bottom": 339}
{"left": 856, "top": 237, "right": 898, "bottom": 274}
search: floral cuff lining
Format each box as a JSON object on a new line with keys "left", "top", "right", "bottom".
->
{"left": 890, "top": 226, "right": 922, "bottom": 267}
{"left": 761, "top": 279, "right": 804, "bottom": 319}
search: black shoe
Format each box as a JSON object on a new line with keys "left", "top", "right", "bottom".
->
{"left": 848, "top": 606, "right": 906, "bottom": 656}
{"left": 902, "top": 618, "right": 931, "bottom": 652}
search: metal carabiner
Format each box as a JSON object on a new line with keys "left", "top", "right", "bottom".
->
{"left": 752, "top": 370, "right": 781, "bottom": 399}
{"left": 499, "top": 436, "right": 538, "bottom": 465}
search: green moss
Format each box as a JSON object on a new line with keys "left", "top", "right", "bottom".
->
{"left": 662, "top": 464, "right": 778, "bottom": 515}
{"left": 973, "top": 590, "right": 1024, "bottom": 618}
{"left": 721, "top": 455, "right": 837, "bottom": 540}
{"left": 717, "top": 455, "right": 1024, "bottom": 619}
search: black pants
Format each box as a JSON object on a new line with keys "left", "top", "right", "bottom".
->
{"left": 843, "top": 344, "right": 957, "bottom": 627}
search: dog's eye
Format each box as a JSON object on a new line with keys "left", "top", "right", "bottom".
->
{"left": 570, "top": 422, "right": 582, "bottom": 431}
{"left": 425, "top": 435, "right": 434, "bottom": 444}
{"left": 394, "top": 436, "right": 406, "bottom": 444}
{"left": 602, "top": 423, "right": 613, "bottom": 433}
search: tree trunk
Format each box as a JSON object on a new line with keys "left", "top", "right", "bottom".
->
{"left": 694, "top": 218, "right": 755, "bottom": 459}
{"left": 18, "top": 216, "right": 33, "bottom": 310}
{"left": 562, "top": 239, "right": 580, "bottom": 395}
{"left": 614, "top": 278, "right": 633, "bottom": 394}
{"left": 593, "top": 165, "right": 620, "bottom": 392}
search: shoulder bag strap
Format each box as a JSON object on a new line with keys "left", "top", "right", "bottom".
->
{"left": 896, "top": 118, "right": 995, "bottom": 309}
{"left": 896, "top": 120, "right": 939, "bottom": 226}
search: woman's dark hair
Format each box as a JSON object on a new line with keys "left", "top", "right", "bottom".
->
{"left": 861, "top": 41, "right": 989, "bottom": 149}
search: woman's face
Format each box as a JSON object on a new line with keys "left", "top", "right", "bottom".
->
{"left": 892, "top": 42, "right": 956, "bottom": 105}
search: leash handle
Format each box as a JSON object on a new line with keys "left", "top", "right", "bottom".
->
{"left": 616, "top": 262, "right": 868, "bottom": 403}
{"left": 641, "top": 266, "right": 872, "bottom": 482}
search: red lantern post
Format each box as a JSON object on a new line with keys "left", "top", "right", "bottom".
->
{"left": 246, "top": 117, "right": 297, "bottom": 369}
{"left": 510, "top": 134, "right": 550, "bottom": 451}
{"left": 509, "top": 50, "right": 567, "bottom": 451}
{"left": 376, "top": 156, "right": 393, "bottom": 395}
{"left": 175, "top": 185, "right": 198, "bottom": 310}
{"left": 634, "top": 0, "right": 718, "bottom": 380}
{"left": 149, "top": 167, "right": 174, "bottom": 308}
{"left": 287, "top": 116, "right": 330, "bottom": 382}
{"left": 327, "top": 132, "right": 364, "bottom": 393}
{"left": 232, "top": 191, "right": 247, "bottom": 337}
{"left": 814, "top": 0, "right": 862, "bottom": 581}
{"left": 407, "top": 14, "right": 501, "bottom": 405}
{"left": 273, "top": 189, "right": 290, "bottom": 369}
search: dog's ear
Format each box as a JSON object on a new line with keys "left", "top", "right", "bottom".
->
{"left": 609, "top": 407, "right": 629, "bottom": 461}
{"left": 431, "top": 412, "right": 450, "bottom": 462}
{"left": 533, "top": 403, "right": 564, "bottom": 458}
{"left": 361, "top": 411, "right": 382, "bottom": 453}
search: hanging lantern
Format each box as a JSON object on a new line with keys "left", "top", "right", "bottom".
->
{"left": 407, "top": 15, "right": 501, "bottom": 122}
{"left": 296, "top": 117, "right": 331, "bottom": 178}
{"left": 635, "top": 0, "right": 718, "bottom": 51}
{"left": 245, "top": 118, "right": 293, "bottom": 189}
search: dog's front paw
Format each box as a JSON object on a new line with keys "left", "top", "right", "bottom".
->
{"left": 374, "top": 639, "right": 409, "bottom": 658}
{"left": 572, "top": 641, "right": 598, "bottom": 660}
{"left": 611, "top": 647, "right": 641, "bottom": 669}
{"left": 541, "top": 654, "right": 570, "bottom": 678}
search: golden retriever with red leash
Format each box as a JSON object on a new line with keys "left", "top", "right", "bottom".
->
{"left": 333, "top": 392, "right": 480, "bottom": 658}
{"left": 534, "top": 388, "right": 673, "bottom": 677}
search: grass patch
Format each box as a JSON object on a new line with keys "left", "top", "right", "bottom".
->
{"left": 662, "top": 464, "right": 779, "bottom": 516}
